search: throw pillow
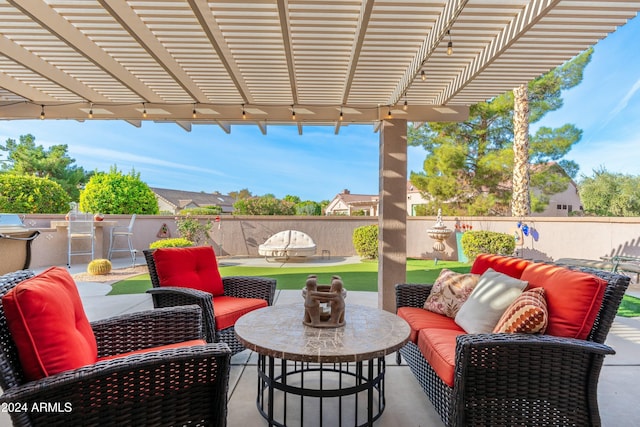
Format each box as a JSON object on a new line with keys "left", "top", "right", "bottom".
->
{"left": 2, "top": 267, "right": 98, "bottom": 381}
{"left": 455, "top": 268, "right": 528, "bottom": 334}
{"left": 493, "top": 287, "right": 548, "bottom": 334}
{"left": 423, "top": 269, "right": 481, "bottom": 318}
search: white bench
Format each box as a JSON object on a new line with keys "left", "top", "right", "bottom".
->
{"left": 258, "top": 230, "right": 316, "bottom": 260}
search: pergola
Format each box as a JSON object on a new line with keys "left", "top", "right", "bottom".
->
{"left": 1, "top": 0, "right": 638, "bottom": 310}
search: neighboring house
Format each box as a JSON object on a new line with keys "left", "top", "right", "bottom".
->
{"left": 151, "top": 187, "right": 235, "bottom": 214}
{"left": 531, "top": 180, "right": 582, "bottom": 217}
{"left": 328, "top": 171, "right": 582, "bottom": 217}
{"left": 325, "top": 190, "right": 379, "bottom": 216}
{"left": 407, "top": 181, "right": 430, "bottom": 216}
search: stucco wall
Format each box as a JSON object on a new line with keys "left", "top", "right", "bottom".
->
{"left": 11, "top": 214, "right": 640, "bottom": 270}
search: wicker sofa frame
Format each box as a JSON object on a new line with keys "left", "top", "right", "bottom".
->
{"left": 395, "top": 265, "right": 629, "bottom": 427}
{"left": 0, "top": 269, "right": 231, "bottom": 427}
{"left": 144, "top": 249, "right": 276, "bottom": 355}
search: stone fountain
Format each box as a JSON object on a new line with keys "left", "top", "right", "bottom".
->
{"left": 427, "top": 209, "right": 453, "bottom": 263}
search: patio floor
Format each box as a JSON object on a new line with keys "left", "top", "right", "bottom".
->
{"left": 3, "top": 256, "right": 639, "bottom": 426}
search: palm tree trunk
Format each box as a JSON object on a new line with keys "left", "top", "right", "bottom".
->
{"left": 512, "top": 84, "right": 530, "bottom": 217}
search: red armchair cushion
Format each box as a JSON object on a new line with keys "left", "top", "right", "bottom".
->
{"left": 213, "top": 296, "right": 268, "bottom": 330}
{"left": 520, "top": 263, "right": 607, "bottom": 339}
{"left": 153, "top": 246, "right": 224, "bottom": 296}
{"left": 397, "top": 307, "right": 464, "bottom": 343}
{"left": 470, "top": 253, "right": 531, "bottom": 279}
{"left": 417, "top": 328, "right": 464, "bottom": 387}
{"left": 2, "top": 267, "right": 98, "bottom": 381}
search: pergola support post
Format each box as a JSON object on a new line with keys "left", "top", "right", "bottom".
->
{"left": 378, "top": 119, "right": 407, "bottom": 312}
{"left": 512, "top": 84, "right": 531, "bottom": 217}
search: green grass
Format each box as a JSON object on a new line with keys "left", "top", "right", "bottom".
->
{"left": 107, "top": 259, "right": 471, "bottom": 295}
{"left": 617, "top": 294, "right": 640, "bottom": 318}
{"left": 106, "top": 263, "right": 640, "bottom": 318}
{"left": 108, "top": 273, "right": 152, "bottom": 295}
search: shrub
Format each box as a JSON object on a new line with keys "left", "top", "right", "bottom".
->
{"left": 0, "top": 174, "right": 70, "bottom": 213}
{"left": 79, "top": 166, "right": 158, "bottom": 214}
{"left": 176, "top": 214, "right": 212, "bottom": 245}
{"left": 353, "top": 225, "right": 378, "bottom": 259}
{"left": 180, "top": 206, "right": 222, "bottom": 215}
{"left": 295, "top": 201, "right": 322, "bottom": 216}
{"left": 460, "top": 230, "right": 516, "bottom": 260}
{"left": 87, "top": 259, "right": 112, "bottom": 275}
{"left": 233, "top": 196, "right": 296, "bottom": 215}
{"left": 149, "top": 238, "right": 194, "bottom": 249}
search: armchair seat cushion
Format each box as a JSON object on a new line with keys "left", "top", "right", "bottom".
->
{"left": 153, "top": 246, "right": 224, "bottom": 296}
{"left": 397, "top": 307, "right": 464, "bottom": 343}
{"left": 213, "top": 296, "right": 268, "bottom": 330}
{"left": 2, "top": 267, "right": 98, "bottom": 381}
{"left": 416, "top": 328, "right": 464, "bottom": 387}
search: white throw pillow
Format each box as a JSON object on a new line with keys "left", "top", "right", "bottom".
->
{"left": 454, "top": 268, "right": 528, "bottom": 334}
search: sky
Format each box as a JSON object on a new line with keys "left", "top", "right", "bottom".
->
{"left": 0, "top": 15, "right": 639, "bottom": 202}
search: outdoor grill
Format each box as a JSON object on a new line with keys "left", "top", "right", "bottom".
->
{"left": 0, "top": 214, "right": 40, "bottom": 275}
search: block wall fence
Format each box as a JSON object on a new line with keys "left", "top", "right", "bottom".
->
{"left": 13, "top": 214, "right": 640, "bottom": 269}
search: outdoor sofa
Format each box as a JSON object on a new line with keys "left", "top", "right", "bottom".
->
{"left": 396, "top": 253, "right": 629, "bottom": 426}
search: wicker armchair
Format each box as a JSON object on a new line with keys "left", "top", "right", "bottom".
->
{"left": 144, "top": 248, "right": 276, "bottom": 355}
{"left": 395, "top": 266, "right": 629, "bottom": 427}
{"left": 0, "top": 270, "right": 231, "bottom": 427}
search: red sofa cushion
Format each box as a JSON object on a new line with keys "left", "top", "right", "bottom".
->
{"left": 98, "top": 339, "right": 206, "bottom": 362}
{"left": 470, "top": 253, "right": 531, "bottom": 279}
{"left": 397, "top": 307, "right": 464, "bottom": 343}
{"left": 417, "top": 328, "right": 465, "bottom": 387}
{"left": 2, "top": 267, "right": 98, "bottom": 381}
{"left": 213, "top": 296, "right": 268, "bottom": 330}
{"left": 153, "top": 246, "right": 224, "bottom": 296}
{"left": 520, "top": 263, "right": 607, "bottom": 340}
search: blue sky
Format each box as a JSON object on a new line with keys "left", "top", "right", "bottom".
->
{"left": 0, "top": 15, "right": 639, "bottom": 202}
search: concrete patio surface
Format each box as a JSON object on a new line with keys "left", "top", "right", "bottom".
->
{"left": 1, "top": 256, "right": 639, "bottom": 426}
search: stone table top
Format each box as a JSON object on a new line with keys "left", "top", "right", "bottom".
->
{"left": 235, "top": 304, "right": 410, "bottom": 363}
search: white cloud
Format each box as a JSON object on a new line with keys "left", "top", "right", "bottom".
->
{"left": 71, "top": 145, "right": 226, "bottom": 176}
{"left": 607, "top": 77, "right": 640, "bottom": 120}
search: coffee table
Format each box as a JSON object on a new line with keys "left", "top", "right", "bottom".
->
{"left": 235, "top": 303, "right": 410, "bottom": 427}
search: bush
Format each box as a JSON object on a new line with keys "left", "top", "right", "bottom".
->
{"left": 176, "top": 213, "right": 212, "bottom": 245}
{"left": 149, "top": 238, "right": 194, "bottom": 249}
{"left": 179, "top": 206, "right": 222, "bottom": 215}
{"left": 295, "top": 201, "right": 322, "bottom": 216}
{"left": 79, "top": 166, "right": 159, "bottom": 214}
{"left": 353, "top": 225, "right": 378, "bottom": 259}
{"left": 0, "top": 174, "right": 70, "bottom": 213}
{"left": 233, "top": 196, "right": 296, "bottom": 215}
{"left": 460, "top": 230, "right": 515, "bottom": 260}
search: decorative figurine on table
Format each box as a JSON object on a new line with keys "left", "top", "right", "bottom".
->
{"left": 302, "top": 274, "right": 346, "bottom": 328}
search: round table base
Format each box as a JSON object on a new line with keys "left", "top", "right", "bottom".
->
{"left": 256, "top": 355, "right": 386, "bottom": 427}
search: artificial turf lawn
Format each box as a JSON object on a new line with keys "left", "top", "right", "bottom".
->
{"left": 107, "top": 259, "right": 471, "bottom": 295}
{"left": 617, "top": 294, "right": 640, "bottom": 318}
{"left": 105, "top": 263, "right": 640, "bottom": 318}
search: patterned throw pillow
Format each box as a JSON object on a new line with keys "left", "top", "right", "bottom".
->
{"left": 493, "top": 287, "right": 548, "bottom": 334}
{"left": 423, "top": 269, "right": 481, "bottom": 318}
